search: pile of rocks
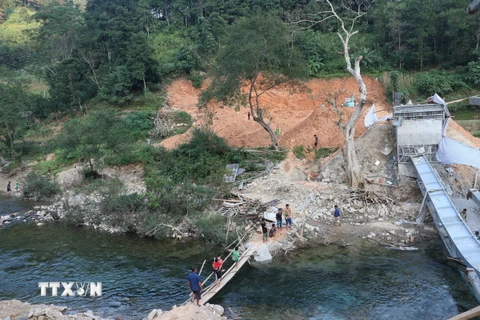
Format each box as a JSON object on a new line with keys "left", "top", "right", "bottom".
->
{"left": 0, "top": 300, "right": 109, "bottom": 320}
{"left": 144, "top": 303, "right": 226, "bottom": 320}
{"left": 0, "top": 210, "right": 46, "bottom": 228}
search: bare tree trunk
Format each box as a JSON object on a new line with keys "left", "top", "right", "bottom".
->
{"left": 248, "top": 76, "right": 280, "bottom": 150}
{"left": 343, "top": 124, "right": 364, "bottom": 188}
{"left": 342, "top": 56, "right": 366, "bottom": 188}
{"left": 322, "top": 0, "right": 368, "bottom": 188}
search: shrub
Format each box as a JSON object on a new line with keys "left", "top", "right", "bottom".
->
{"left": 414, "top": 71, "right": 469, "bottom": 97}
{"left": 293, "top": 145, "right": 305, "bottom": 159}
{"left": 189, "top": 71, "right": 205, "bottom": 89}
{"left": 144, "top": 177, "right": 215, "bottom": 216}
{"left": 315, "top": 147, "right": 338, "bottom": 160}
{"left": 465, "top": 59, "right": 480, "bottom": 87}
{"left": 193, "top": 214, "right": 228, "bottom": 244}
{"left": 173, "top": 110, "right": 193, "bottom": 125}
{"left": 100, "top": 193, "right": 144, "bottom": 229}
{"left": 21, "top": 171, "right": 60, "bottom": 200}
{"left": 123, "top": 111, "right": 155, "bottom": 140}
{"left": 146, "top": 129, "right": 230, "bottom": 184}
{"left": 170, "top": 110, "right": 193, "bottom": 136}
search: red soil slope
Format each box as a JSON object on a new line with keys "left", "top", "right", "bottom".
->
{"left": 162, "top": 77, "right": 391, "bottom": 149}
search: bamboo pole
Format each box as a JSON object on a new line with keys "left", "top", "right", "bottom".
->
{"left": 198, "top": 260, "right": 206, "bottom": 276}
{"left": 448, "top": 305, "right": 480, "bottom": 320}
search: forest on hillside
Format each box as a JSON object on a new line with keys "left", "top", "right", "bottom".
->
{"left": 1, "top": 0, "right": 480, "bottom": 157}
{"left": 1, "top": 0, "right": 479, "bottom": 102}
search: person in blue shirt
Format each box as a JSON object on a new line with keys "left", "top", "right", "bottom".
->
{"left": 187, "top": 266, "right": 202, "bottom": 306}
{"left": 334, "top": 205, "right": 341, "bottom": 227}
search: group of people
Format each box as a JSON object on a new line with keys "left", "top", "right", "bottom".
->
{"left": 187, "top": 247, "right": 241, "bottom": 306}
{"left": 187, "top": 204, "right": 343, "bottom": 305}
{"left": 260, "top": 204, "right": 294, "bottom": 243}
{"left": 5, "top": 181, "right": 20, "bottom": 195}
{"left": 260, "top": 203, "right": 341, "bottom": 242}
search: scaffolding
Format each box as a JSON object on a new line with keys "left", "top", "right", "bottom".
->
{"left": 393, "top": 104, "right": 445, "bottom": 120}
{"left": 393, "top": 104, "right": 446, "bottom": 163}
{"left": 398, "top": 144, "right": 439, "bottom": 163}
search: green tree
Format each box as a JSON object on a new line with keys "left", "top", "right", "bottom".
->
{"left": 202, "top": 14, "right": 307, "bottom": 150}
{"left": 0, "top": 83, "right": 34, "bottom": 155}
{"left": 56, "top": 111, "right": 134, "bottom": 172}
{"left": 33, "top": 1, "right": 83, "bottom": 69}
{"left": 82, "top": 0, "right": 159, "bottom": 102}
{"left": 45, "top": 57, "right": 94, "bottom": 114}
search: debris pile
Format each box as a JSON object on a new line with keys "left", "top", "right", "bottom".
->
{"left": 217, "top": 193, "right": 281, "bottom": 220}
{"left": 317, "top": 124, "right": 398, "bottom": 188}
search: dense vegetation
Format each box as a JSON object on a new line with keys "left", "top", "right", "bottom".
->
{"left": 1, "top": 0, "right": 479, "bottom": 241}
{"left": 0, "top": 0, "right": 479, "bottom": 155}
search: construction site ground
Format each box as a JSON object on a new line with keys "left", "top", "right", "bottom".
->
{"left": 160, "top": 77, "right": 480, "bottom": 248}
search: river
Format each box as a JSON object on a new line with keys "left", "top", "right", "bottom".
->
{"left": 0, "top": 196, "right": 478, "bottom": 319}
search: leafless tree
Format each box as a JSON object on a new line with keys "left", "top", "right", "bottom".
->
{"left": 308, "top": 0, "right": 374, "bottom": 188}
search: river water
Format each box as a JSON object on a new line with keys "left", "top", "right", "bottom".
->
{"left": 0, "top": 196, "right": 478, "bottom": 319}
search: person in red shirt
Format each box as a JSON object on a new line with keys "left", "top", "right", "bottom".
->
{"left": 213, "top": 256, "right": 223, "bottom": 286}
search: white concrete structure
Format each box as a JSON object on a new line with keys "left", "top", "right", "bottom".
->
{"left": 393, "top": 104, "right": 447, "bottom": 163}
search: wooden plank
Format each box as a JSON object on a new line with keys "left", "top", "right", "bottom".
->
{"left": 195, "top": 234, "right": 263, "bottom": 304}
{"left": 448, "top": 305, "right": 480, "bottom": 320}
{"left": 222, "top": 201, "right": 246, "bottom": 207}
{"left": 183, "top": 229, "right": 295, "bottom": 307}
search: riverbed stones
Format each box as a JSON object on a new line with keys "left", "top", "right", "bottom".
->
{"left": 205, "top": 304, "right": 224, "bottom": 315}
{"left": 0, "top": 300, "right": 112, "bottom": 320}
{"left": 147, "top": 309, "right": 157, "bottom": 320}
{"left": 253, "top": 243, "right": 272, "bottom": 263}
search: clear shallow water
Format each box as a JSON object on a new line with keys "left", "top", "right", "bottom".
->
{"left": 0, "top": 196, "right": 478, "bottom": 319}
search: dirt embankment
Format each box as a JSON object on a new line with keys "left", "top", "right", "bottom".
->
{"left": 161, "top": 76, "right": 390, "bottom": 149}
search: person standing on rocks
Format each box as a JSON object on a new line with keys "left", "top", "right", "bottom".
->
{"left": 334, "top": 205, "right": 341, "bottom": 227}
{"left": 461, "top": 208, "right": 468, "bottom": 222}
{"left": 276, "top": 208, "right": 283, "bottom": 229}
{"left": 187, "top": 266, "right": 202, "bottom": 306}
{"left": 6, "top": 181, "right": 11, "bottom": 195}
{"left": 284, "top": 204, "right": 293, "bottom": 229}
{"left": 261, "top": 218, "right": 268, "bottom": 243}
{"left": 314, "top": 135, "right": 319, "bottom": 149}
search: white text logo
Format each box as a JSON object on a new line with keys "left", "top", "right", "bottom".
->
{"left": 38, "top": 282, "right": 102, "bottom": 297}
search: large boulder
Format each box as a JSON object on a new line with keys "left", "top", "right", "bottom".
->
{"left": 253, "top": 243, "right": 272, "bottom": 264}
{"left": 56, "top": 166, "right": 84, "bottom": 189}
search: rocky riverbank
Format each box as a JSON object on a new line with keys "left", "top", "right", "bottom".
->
{"left": 0, "top": 300, "right": 227, "bottom": 320}
{"left": 0, "top": 300, "right": 109, "bottom": 320}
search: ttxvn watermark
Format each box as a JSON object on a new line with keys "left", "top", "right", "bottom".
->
{"left": 38, "top": 282, "right": 102, "bottom": 297}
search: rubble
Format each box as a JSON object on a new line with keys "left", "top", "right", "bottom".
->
{"left": 0, "top": 300, "right": 109, "bottom": 320}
